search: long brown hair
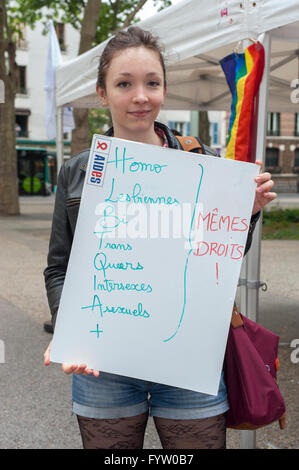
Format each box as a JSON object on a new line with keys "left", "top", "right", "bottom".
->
{"left": 97, "top": 27, "right": 167, "bottom": 90}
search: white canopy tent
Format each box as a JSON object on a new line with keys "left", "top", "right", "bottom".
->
{"left": 56, "top": 0, "right": 299, "bottom": 113}
{"left": 54, "top": 0, "right": 299, "bottom": 448}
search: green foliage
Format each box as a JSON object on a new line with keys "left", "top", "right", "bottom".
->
{"left": 263, "top": 208, "right": 299, "bottom": 224}
{"left": 88, "top": 108, "right": 111, "bottom": 145}
{"left": 8, "top": 0, "right": 172, "bottom": 43}
{"left": 262, "top": 208, "right": 299, "bottom": 240}
{"left": 9, "top": 0, "right": 85, "bottom": 32}
{"left": 95, "top": 0, "right": 172, "bottom": 45}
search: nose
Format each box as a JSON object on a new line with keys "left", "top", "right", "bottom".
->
{"left": 132, "top": 85, "right": 148, "bottom": 104}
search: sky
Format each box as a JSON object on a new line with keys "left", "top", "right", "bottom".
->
{"left": 139, "top": 0, "right": 182, "bottom": 21}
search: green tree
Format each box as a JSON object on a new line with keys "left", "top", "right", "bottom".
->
{"left": 0, "top": 0, "right": 171, "bottom": 215}
{"left": 0, "top": 0, "right": 19, "bottom": 214}
{"left": 0, "top": 0, "right": 78, "bottom": 215}
{"left": 70, "top": 0, "right": 171, "bottom": 156}
{"left": 88, "top": 108, "right": 111, "bottom": 145}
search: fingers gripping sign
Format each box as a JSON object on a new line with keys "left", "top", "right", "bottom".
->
{"left": 252, "top": 160, "right": 277, "bottom": 215}
{"left": 44, "top": 340, "right": 100, "bottom": 377}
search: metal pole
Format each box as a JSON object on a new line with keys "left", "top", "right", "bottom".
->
{"left": 190, "top": 110, "right": 199, "bottom": 136}
{"left": 56, "top": 106, "right": 64, "bottom": 175}
{"left": 240, "top": 31, "right": 272, "bottom": 450}
{"left": 247, "top": 31, "right": 271, "bottom": 321}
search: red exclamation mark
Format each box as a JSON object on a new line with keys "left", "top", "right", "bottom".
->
{"left": 216, "top": 263, "right": 219, "bottom": 285}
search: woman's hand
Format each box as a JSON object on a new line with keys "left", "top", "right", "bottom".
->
{"left": 252, "top": 160, "right": 277, "bottom": 215}
{"left": 44, "top": 340, "right": 100, "bottom": 377}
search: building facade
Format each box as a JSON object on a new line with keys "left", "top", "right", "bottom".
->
{"left": 265, "top": 112, "right": 299, "bottom": 192}
{"left": 15, "top": 21, "right": 80, "bottom": 195}
{"left": 225, "top": 111, "right": 299, "bottom": 193}
{"left": 15, "top": 21, "right": 79, "bottom": 145}
{"left": 158, "top": 109, "right": 227, "bottom": 157}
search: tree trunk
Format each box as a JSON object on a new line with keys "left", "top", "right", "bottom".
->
{"left": 0, "top": 0, "right": 19, "bottom": 215}
{"left": 122, "top": 0, "right": 148, "bottom": 29}
{"left": 198, "top": 111, "right": 211, "bottom": 147}
{"left": 70, "top": 0, "right": 102, "bottom": 157}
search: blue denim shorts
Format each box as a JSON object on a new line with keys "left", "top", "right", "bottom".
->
{"left": 72, "top": 371, "right": 229, "bottom": 420}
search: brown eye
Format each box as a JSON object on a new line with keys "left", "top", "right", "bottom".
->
{"left": 117, "top": 81, "right": 131, "bottom": 88}
{"left": 148, "top": 81, "right": 160, "bottom": 87}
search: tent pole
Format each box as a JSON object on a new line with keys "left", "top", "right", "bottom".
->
{"left": 240, "top": 32, "right": 271, "bottom": 450}
{"left": 190, "top": 110, "right": 199, "bottom": 136}
{"left": 56, "top": 106, "right": 64, "bottom": 175}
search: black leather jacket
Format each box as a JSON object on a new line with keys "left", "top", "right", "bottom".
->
{"left": 44, "top": 122, "right": 259, "bottom": 328}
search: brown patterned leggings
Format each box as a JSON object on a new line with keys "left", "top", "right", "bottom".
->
{"left": 76, "top": 412, "right": 226, "bottom": 449}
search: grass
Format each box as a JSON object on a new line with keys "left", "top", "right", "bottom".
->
{"left": 262, "top": 208, "right": 299, "bottom": 240}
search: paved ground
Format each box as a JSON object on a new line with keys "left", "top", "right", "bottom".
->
{"left": 0, "top": 195, "right": 298, "bottom": 449}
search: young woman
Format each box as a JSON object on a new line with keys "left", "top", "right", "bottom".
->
{"left": 44, "top": 27, "right": 276, "bottom": 449}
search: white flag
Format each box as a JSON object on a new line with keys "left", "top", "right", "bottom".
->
{"left": 44, "top": 21, "right": 74, "bottom": 140}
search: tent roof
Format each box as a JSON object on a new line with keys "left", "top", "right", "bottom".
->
{"left": 56, "top": 0, "right": 299, "bottom": 112}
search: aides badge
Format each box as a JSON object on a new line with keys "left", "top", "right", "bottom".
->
{"left": 87, "top": 136, "right": 111, "bottom": 187}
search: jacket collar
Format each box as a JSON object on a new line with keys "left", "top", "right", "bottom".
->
{"left": 105, "top": 121, "right": 183, "bottom": 150}
{"left": 80, "top": 122, "right": 182, "bottom": 172}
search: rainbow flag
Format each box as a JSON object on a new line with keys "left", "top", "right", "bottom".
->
{"left": 220, "top": 42, "right": 265, "bottom": 162}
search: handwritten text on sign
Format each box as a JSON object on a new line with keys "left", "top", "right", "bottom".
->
{"left": 50, "top": 135, "right": 259, "bottom": 395}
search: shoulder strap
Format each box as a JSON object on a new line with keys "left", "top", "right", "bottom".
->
{"left": 176, "top": 136, "right": 204, "bottom": 154}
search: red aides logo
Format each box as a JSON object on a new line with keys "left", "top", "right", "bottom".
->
{"left": 97, "top": 141, "right": 108, "bottom": 151}
{"left": 87, "top": 136, "right": 110, "bottom": 187}
{"left": 94, "top": 137, "right": 111, "bottom": 154}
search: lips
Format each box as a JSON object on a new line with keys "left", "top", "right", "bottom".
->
{"left": 128, "top": 110, "right": 151, "bottom": 117}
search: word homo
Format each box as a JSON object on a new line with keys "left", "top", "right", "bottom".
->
{"left": 197, "top": 208, "right": 249, "bottom": 232}
{"left": 108, "top": 146, "right": 168, "bottom": 175}
{"left": 93, "top": 276, "right": 152, "bottom": 293}
{"left": 82, "top": 295, "right": 150, "bottom": 319}
{"left": 106, "top": 178, "right": 180, "bottom": 206}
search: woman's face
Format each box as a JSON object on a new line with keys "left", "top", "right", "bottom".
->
{"left": 96, "top": 46, "right": 166, "bottom": 141}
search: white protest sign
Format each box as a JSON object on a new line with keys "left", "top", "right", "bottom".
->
{"left": 50, "top": 135, "right": 259, "bottom": 395}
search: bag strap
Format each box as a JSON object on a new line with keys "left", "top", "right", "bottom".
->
{"left": 176, "top": 136, "right": 204, "bottom": 154}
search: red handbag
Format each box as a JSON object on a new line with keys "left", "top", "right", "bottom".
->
{"left": 224, "top": 304, "right": 286, "bottom": 430}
